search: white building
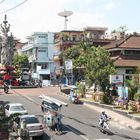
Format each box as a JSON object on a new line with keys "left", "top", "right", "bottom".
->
{"left": 22, "top": 32, "right": 55, "bottom": 86}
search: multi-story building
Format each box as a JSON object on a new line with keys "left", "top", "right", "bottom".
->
{"left": 54, "top": 27, "right": 113, "bottom": 84}
{"left": 22, "top": 32, "right": 55, "bottom": 86}
{"left": 104, "top": 34, "right": 140, "bottom": 81}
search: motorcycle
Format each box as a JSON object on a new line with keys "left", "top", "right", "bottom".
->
{"left": 99, "top": 118, "right": 111, "bottom": 134}
{"left": 3, "top": 83, "right": 9, "bottom": 94}
{"left": 69, "top": 95, "right": 80, "bottom": 104}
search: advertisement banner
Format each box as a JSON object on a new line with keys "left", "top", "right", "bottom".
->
{"left": 65, "top": 60, "right": 73, "bottom": 70}
{"left": 110, "top": 74, "right": 124, "bottom": 86}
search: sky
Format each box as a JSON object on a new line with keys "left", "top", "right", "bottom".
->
{"left": 0, "top": 0, "right": 140, "bottom": 42}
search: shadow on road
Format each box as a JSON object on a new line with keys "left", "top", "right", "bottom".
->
{"left": 63, "top": 124, "right": 86, "bottom": 135}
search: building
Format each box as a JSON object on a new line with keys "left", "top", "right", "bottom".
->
{"left": 22, "top": 32, "right": 55, "bottom": 86}
{"left": 54, "top": 26, "right": 113, "bottom": 84}
{"left": 104, "top": 34, "right": 140, "bottom": 80}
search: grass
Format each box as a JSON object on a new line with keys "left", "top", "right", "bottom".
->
{"left": 80, "top": 97, "right": 95, "bottom": 102}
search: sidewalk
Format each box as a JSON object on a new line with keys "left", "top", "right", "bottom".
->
{"left": 58, "top": 92, "right": 140, "bottom": 131}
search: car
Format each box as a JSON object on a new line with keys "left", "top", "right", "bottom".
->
{"left": 4, "top": 103, "right": 28, "bottom": 117}
{"left": 12, "top": 114, "right": 44, "bottom": 137}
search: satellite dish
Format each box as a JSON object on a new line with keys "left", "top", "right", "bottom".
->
{"left": 58, "top": 10, "right": 73, "bottom": 30}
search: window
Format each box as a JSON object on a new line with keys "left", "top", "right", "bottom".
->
{"left": 38, "top": 50, "right": 46, "bottom": 52}
{"left": 125, "top": 50, "right": 140, "bottom": 55}
{"left": 38, "top": 35, "right": 46, "bottom": 38}
{"left": 41, "top": 64, "right": 48, "bottom": 69}
{"left": 72, "top": 35, "right": 76, "bottom": 41}
{"left": 126, "top": 69, "right": 135, "bottom": 74}
{"left": 40, "top": 74, "right": 50, "bottom": 80}
{"left": 125, "top": 75, "right": 132, "bottom": 80}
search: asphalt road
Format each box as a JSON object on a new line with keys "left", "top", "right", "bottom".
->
{"left": 0, "top": 87, "right": 140, "bottom": 140}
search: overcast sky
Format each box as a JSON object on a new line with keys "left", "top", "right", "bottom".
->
{"left": 0, "top": 0, "right": 139, "bottom": 42}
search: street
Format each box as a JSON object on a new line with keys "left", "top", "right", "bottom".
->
{"left": 0, "top": 87, "right": 140, "bottom": 140}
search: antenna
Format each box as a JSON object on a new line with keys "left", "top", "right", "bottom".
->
{"left": 58, "top": 10, "right": 73, "bottom": 30}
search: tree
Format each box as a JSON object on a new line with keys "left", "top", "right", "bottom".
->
{"left": 62, "top": 42, "right": 92, "bottom": 81}
{"left": 125, "top": 65, "right": 140, "bottom": 100}
{"left": 85, "top": 46, "right": 116, "bottom": 93}
{"left": 13, "top": 54, "right": 29, "bottom": 75}
{"left": 63, "top": 42, "right": 116, "bottom": 93}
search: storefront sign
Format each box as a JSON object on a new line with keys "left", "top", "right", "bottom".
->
{"left": 110, "top": 75, "right": 124, "bottom": 86}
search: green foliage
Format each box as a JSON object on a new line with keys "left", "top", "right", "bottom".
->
{"left": 125, "top": 74, "right": 140, "bottom": 100}
{"left": 85, "top": 46, "right": 116, "bottom": 93}
{"left": 13, "top": 54, "right": 29, "bottom": 76}
{"left": 128, "top": 101, "right": 137, "bottom": 111}
{"left": 76, "top": 82, "right": 86, "bottom": 97}
{"left": 62, "top": 42, "right": 116, "bottom": 92}
{"left": 134, "top": 93, "right": 140, "bottom": 101}
{"left": 100, "top": 94, "right": 110, "bottom": 104}
{"left": 13, "top": 54, "right": 28, "bottom": 67}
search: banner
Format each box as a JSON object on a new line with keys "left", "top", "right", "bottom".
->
{"left": 65, "top": 60, "right": 73, "bottom": 70}
{"left": 110, "top": 74, "right": 124, "bottom": 86}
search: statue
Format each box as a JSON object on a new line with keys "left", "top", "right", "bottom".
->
{"left": 0, "top": 14, "right": 13, "bottom": 66}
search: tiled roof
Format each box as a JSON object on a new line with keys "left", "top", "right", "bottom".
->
{"left": 114, "top": 57, "right": 140, "bottom": 67}
{"left": 119, "top": 36, "right": 140, "bottom": 48}
{"left": 104, "top": 35, "right": 140, "bottom": 49}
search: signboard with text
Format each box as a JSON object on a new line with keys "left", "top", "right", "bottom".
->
{"left": 65, "top": 60, "right": 73, "bottom": 70}
{"left": 110, "top": 74, "right": 124, "bottom": 86}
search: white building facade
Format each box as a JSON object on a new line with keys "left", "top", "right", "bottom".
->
{"left": 22, "top": 32, "right": 55, "bottom": 86}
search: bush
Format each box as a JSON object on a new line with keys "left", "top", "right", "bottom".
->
{"left": 100, "top": 94, "right": 111, "bottom": 104}
{"left": 128, "top": 101, "right": 137, "bottom": 111}
{"left": 134, "top": 93, "right": 140, "bottom": 101}
{"left": 77, "top": 83, "right": 86, "bottom": 98}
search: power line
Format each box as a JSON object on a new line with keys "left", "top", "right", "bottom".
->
{"left": 0, "top": 0, "right": 6, "bottom": 5}
{"left": 0, "top": 0, "right": 28, "bottom": 14}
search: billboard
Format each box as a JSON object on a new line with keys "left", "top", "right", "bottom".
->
{"left": 110, "top": 74, "right": 124, "bottom": 86}
{"left": 65, "top": 60, "right": 73, "bottom": 70}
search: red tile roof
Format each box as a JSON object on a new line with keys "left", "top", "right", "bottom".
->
{"left": 104, "top": 35, "right": 140, "bottom": 49}
{"left": 114, "top": 57, "right": 140, "bottom": 67}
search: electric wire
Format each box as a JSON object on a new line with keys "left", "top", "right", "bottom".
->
{"left": 0, "top": 0, "right": 28, "bottom": 14}
{"left": 0, "top": 0, "right": 6, "bottom": 5}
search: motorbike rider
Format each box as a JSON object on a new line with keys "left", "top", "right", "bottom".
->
{"left": 99, "top": 110, "right": 110, "bottom": 128}
{"left": 3, "top": 71, "right": 12, "bottom": 93}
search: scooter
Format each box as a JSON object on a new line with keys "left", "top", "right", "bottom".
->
{"left": 99, "top": 118, "right": 111, "bottom": 134}
{"left": 3, "top": 83, "right": 9, "bottom": 94}
{"left": 69, "top": 95, "right": 80, "bottom": 104}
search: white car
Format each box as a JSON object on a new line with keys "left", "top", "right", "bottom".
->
{"left": 12, "top": 114, "right": 44, "bottom": 137}
{"left": 4, "top": 103, "right": 28, "bottom": 117}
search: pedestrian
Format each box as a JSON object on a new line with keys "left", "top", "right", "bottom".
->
{"left": 54, "top": 113, "right": 62, "bottom": 134}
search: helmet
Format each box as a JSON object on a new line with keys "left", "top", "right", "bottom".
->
{"left": 101, "top": 110, "right": 105, "bottom": 114}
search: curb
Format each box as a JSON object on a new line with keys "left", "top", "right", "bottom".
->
{"left": 58, "top": 92, "right": 140, "bottom": 130}
{"left": 46, "top": 85, "right": 60, "bottom": 87}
